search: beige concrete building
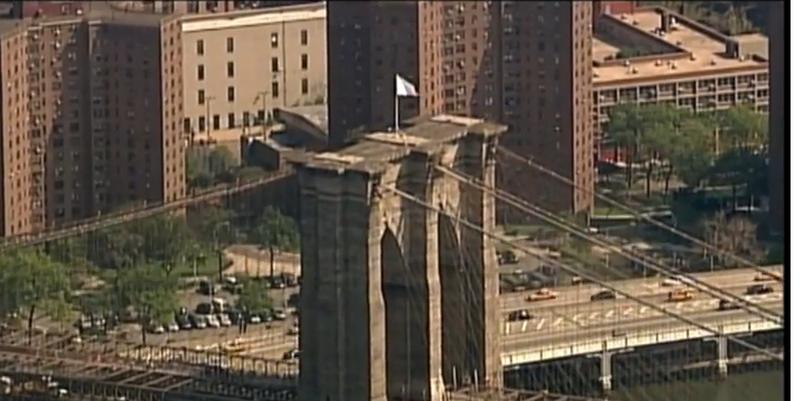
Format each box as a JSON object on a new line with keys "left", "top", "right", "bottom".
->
{"left": 179, "top": 2, "right": 327, "bottom": 139}
{"left": 0, "top": 8, "right": 184, "bottom": 237}
{"left": 592, "top": 6, "right": 769, "bottom": 160}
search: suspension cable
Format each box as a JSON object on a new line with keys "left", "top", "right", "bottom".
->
{"left": 383, "top": 184, "right": 783, "bottom": 362}
{"left": 0, "top": 169, "right": 292, "bottom": 252}
{"left": 497, "top": 146, "right": 782, "bottom": 282}
{"left": 436, "top": 165, "right": 783, "bottom": 326}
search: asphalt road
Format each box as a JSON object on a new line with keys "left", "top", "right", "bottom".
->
{"left": 500, "top": 265, "right": 784, "bottom": 312}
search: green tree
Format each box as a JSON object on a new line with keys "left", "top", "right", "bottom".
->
{"left": 718, "top": 105, "right": 767, "bottom": 152}
{"left": 112, "top": 264, "right": 178, "bottom": 345}
{"left": 607, "top": 103, "right": 646, "bottom": 189}
{"left": 251, "top": 207, "right": 299, "bottom": 277}
{"left": 208, "top": 146, "right": 237, "bottom": 180}
{"left": 236, "top": 279, "right": 272, "bottom": 313}
{"left": 658, "top": 115, "right": 713, "bottom": 193}
{"left": 0, "top": 250, "right": 71, "bottom": 344}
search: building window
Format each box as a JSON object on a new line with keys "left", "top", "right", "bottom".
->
{"left": 258, "top": 109, "right": 265, "bottom": 123}
{"left": 300, "top": 29, "right": 308, "bottom": 45}
{"left": 228, "top": 113, "right": 235, "bottom": 128}
{"left": 198, "top": 116, "right": 206, "bottom": 132}
{"left": 272, "top": 82, "right": 279, "bottom": 98}
{"left": 272, "top": 57, "right": 279, "bottom": 72}
{"left": 196, "top": 40, "right": 204, "bottom": 55}
{"left": 301, "top": 54, "right": 308, "bottom": 70}
{"left": 226, "top": 37, "right": 234, "bottom": 53}
{"left": 301, "top": 78, "right": 308, "bottom": 94}
{"left": 183, "top": 118, "right": 191, "bottom": 133}
{"left": 227, "top": 61, "right": 234, "bottom": 78}
{"left": 227, "top": 86, "right": 235, "bottom": 102}
{"left": 197, "top": 64, "right": 204, "bottom": 80}
{"left": 198, "top": 89, "right": 205, "bottom": 105}
{"left": 213, "top": 114, "right": 220, "bottom": 130}
{"left": 271, "top": 32, "right": 279, "bottom": 48}
{"left": 243, "top": 111, "right": 250, "bottom": 127}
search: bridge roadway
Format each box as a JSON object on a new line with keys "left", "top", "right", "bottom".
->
{"left": 193, "top": 266, "right": 782, "bottom": 367}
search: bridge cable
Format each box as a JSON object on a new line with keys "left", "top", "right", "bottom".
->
{"left": 437, "top": 165, "right": 783, "bottom": 326}
{"left": 382, "top": 184, "right": 783, "bottom": 362}
{"left": 497, "top": 147, "right": 782, "bottom": 282}
{"left": 0, "top": 169, "right": 293, "bottom": 252}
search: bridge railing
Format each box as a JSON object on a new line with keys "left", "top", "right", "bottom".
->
{"left": 502, "top": 317, "right": 781, "bottom": 366}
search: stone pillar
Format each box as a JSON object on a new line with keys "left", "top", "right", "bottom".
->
{"left": 599, "top": 350, "right": 613, "bottom": 392}
{"left": 717, "top": 335, "right": 729, "bottom": 378}
{"left": 297, "top": 169, "right": 388, "bottom": 401}
{"left": 445, "top": 132, "right": 501, "bottom": 387}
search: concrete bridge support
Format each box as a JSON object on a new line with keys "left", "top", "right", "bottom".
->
{"left": 715, "top": 335, "right": 729, "bottom": 377}
{"left": 293, "top": 117, "right": 506, "bottom": 401}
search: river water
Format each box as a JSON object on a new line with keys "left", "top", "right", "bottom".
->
{"left": 611, "top": 370, "right": 784, "bottom": 401}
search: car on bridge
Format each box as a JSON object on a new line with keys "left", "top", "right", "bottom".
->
{"left": 660, "top": 278, "right": 681, "bottom": 287}
{"left": 667, "top": 288, "right": 694, "bottom": 302}
{"left": 718, "top": 299, "right": 740, "bottom": 311}
{"left": 590, "top": 290, "right": 617, "bottom": 302}
{"left": 507, "top": 309, "right": 533, "bottom": 322}
{"left": 746, "top": 284, "right": 774, "bottom": 295}
{"left": 526, "top": 288, "right": 558, "bottom": 302}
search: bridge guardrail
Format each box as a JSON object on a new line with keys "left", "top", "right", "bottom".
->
{"left": 502, "top": 318, "right": 782, "bottom": 366}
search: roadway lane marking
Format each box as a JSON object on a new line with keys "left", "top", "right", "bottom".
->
{"left": 605, "top": 310, "right": 615, "bottom": 319}
{"left": 622, "top": 307, "right": 634, "bottom": 317}
{"left": 589, "top": 312, "right": 600, "bottom": 320}
{"left": 536, "top": 319, "right": 546, "bottom": 331}
{"left": 552, "top": 317, "right": 563, "bottom": 328}
{"left": 504, "top": 322, "right": 510, "bottom": 335}
{"left": 521, "top": 320, "right": 528, "bottom": 332}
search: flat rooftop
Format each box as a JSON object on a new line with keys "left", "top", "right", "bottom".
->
{"left": 593, "top": 8, "right": 768, "bottom": 86}
{"left": 180, "top": 1, "right": 324, "bottom": 33}
{"left": 291, "top": 115, "right": 506, "bottom": 174}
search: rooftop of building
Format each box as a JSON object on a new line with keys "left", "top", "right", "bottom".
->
{"left": 179, "top": 1, "right": 324, "bottom": 33}
{"left": 289, "top": 115, "right": 506, "bottom": 175}
{"left": 592, "top": 7, "right": 768, "bottom": 87}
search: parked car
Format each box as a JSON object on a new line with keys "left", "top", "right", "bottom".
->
{"left": 196, "top": 303, "right": 213, "bottom": 315}
{"left": 273, "top": 308, "right": 288, "bottom": 321}
{"left": 248, "top": 313, "right": 262, "bottom": 324}
{"left": 227, "top": 310, "right": 244, "bottom": 325}
{"left": 281, "top": 273, "right": 298, "bottom": 287}
{"left": 270, "top": 277, "right": 286, "bottom": 289}
{"left": 288, "top": 322, "right": 299, "bottom": 335}
{"left": 190, "top": 314, "right": 207, "bottom": 329}
{"left": 217, "top": 313, "right": 232, "bottom": 327}
{"left": 590, "top": 290, "right": 617, "bottom": 302}
{"left": 257, "top": 310, "right": 273, "bottom": 323}
{"left": 206, "top": 314, "right": 221, "bottom": 328}
{"left": 148, "top": 323, "right": 165, "bottom": 334}
{"left": 167, "top": 321, "right": 180, "bottom": 332}
{"left": 175, "top": 314, "right": 193, "bottom": 330}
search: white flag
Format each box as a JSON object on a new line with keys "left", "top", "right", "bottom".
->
{"left": 395, "top": 74, "right": 418, "bottom": 97}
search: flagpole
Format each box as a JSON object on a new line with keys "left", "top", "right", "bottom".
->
{"left": 394, "top": 75, "right": 400, "bottom": 133}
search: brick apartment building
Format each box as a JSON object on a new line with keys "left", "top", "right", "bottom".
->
{"left": 327, "top": 1, "right": 594, "bottom": 215}
{"left": 0, "top": 6, "right": 184, "bottom": 237}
